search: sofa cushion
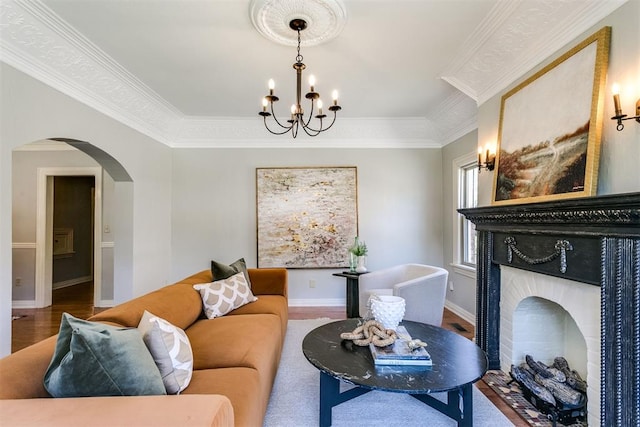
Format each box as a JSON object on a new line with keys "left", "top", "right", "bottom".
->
{"left": 226, "top": 294, "right": 288, "bottom": 336}
{"left": 194, "top": 272, "right": 257, "bottom": 319}
{"left": 184, "top": 368, "right": 262, "bottom": 427}
{"left": 88, "top": 282, "right": 203, "bottom": 330}
{"left": 185, "top": 314, "right": 283, "bottom": 415}
{"left": 212, "top": 257, "right": 253, "bottom": 288}
{"left": 43, "top": 313, "right": 166, "bottom": 397}
{"left": 0, "top": 395, "right": 234, "bottom": 427}
{"left": 138, "top": 310, "right": 193, "bottom": 394}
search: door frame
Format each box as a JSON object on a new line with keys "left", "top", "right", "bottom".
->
{"left": 35, "top": 167, "right": 102, "bottom": 307}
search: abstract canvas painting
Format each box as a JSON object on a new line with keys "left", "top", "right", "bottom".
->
{"left": 256, "top": 167, "right": 358, "bottom": 268}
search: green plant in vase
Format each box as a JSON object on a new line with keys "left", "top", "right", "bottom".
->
{"left": 349, "top": 237, "right": 368, "bottom": 273}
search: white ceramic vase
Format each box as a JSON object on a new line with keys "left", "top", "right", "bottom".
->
{"left": 370, "top": 295, "right": 405, "bottom": 330}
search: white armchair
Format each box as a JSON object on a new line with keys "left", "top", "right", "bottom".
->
{"left": 358, "top": 264, "right": 448, "bottom": 326}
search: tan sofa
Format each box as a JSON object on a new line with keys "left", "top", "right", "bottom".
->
{"left": 0, "top": 268, "right": 289, "bottom": 427}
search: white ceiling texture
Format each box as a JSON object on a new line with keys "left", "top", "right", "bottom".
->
{"left": 0, "top": 0, "right": 628, "bottom": 147}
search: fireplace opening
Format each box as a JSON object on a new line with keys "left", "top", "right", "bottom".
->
{"left": 499, "top": 267, "right": 600, "bottom": 426}
{"left": 512, "top": 297, "right": 587, "bottom": 379}
{"left": 509, "top": 297, "right": 589, "bottom": 425}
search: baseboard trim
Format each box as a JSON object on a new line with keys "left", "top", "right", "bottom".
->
{"left": 12, "top": 299, "right": 114, "bottom": 309}
{"left": 288, "top": 298, "right": 345, "bottom": 307}
{"left": 12, "top": 300, "right": 37, "bottom": 309}
{"left": 97, "top": 300, "right": 114, "bottom": 308}
{"left": 445, "top": 300, "right": 476, "bottom": 326}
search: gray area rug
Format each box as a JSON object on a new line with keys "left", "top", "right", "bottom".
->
{"left": 264, "top": 318, "right": 514, "bottom": 427}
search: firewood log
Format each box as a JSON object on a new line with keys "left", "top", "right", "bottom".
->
{"left": 525, "top": 355, "right": 554, "bottom": 379}
{"left": 510, "top": 364, "right": 557, "bottom": 407}
{"left": 535, "top": 374, "right": 586, "bottom": 408}
{"left": 547, "top": 367, "right": 567, "bottom": 383}
{"left": 553, "top": 357, "right": 587, "bottom": 393}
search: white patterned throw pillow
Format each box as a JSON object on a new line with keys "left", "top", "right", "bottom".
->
{"left": 138, "top": 310, "right": 193, "bottom": 394}
{"left": 193, "top": 272, "right": 258, "bottom": 319}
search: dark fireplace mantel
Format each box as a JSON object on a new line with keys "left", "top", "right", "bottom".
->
{"left": 459, "top": 192, "right": 640, "bottom": 427}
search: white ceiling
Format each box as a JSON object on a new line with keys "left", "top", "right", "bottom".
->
{"left": 0, "top": 0, "right": 627, "bottom": 147}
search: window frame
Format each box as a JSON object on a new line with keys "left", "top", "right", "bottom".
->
{"left": 451, "top": 152, "right": 478, "bottom": 278}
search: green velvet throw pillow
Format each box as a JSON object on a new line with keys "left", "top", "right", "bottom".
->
{"left": 211, "top": 257, "right": 252, "bottom": 288}
{"left": 43, "top": 313, "right": 166, "bottom": 397}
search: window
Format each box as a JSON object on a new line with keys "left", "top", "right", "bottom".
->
{"left": 452, "top": 152, "right": 478, "bottom": 277}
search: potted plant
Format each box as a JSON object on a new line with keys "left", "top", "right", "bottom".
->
{"left": 349, "top": 237, "right": 368, "bottom": 273}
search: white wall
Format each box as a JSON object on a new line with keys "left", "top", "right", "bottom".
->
{"left": 0, "top": 63, "right": 173, "bottom": 356}
{"left": 171, "top": 148, "right": 444, "bottom": 305}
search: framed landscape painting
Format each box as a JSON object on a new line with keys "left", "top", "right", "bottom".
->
{"left": 256, "top": 166, "right": 358, "bottom": 268}
{"left": 492, "top": 27, "right": 610, "bottom": 205}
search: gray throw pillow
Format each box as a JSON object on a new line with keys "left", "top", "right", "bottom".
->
{"left": 211, "top": 257, "right": 252, "bottom": 288}
{"left": 43, "top": 313, "right": 166, "bottom": 397}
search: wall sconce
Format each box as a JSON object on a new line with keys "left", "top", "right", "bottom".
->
{"left": 611, "top": 84, "right": 640, "bottom": 131}
{"left": 478, "top": 145, "right": 496, "bottom": 173}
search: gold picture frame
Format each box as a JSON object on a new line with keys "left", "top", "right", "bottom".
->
{"left": 256, "top": 166, "right": 358, "bottom": 268}
{"left": 492, "top": 26, "right": 611, "bottom": 205}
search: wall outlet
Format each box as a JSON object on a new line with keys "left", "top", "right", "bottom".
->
{"left": 449, "top": 280, "right": 454, "bottom": 291}
{"left": 309, "top": 279, "right": 316, "bottom": 288}
{"left": 15, "top": 277, "right": 22, "bottom": 286}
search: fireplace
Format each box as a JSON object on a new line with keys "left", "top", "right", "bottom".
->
{"left": 459, "top": 192, "right": 640, "bottom": 427}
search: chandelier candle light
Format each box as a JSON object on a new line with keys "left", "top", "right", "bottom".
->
{"left": 259, "top": 19, "right": 341, "bottom": 138}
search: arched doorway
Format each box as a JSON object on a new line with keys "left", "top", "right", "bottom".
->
{"left": 11, "top": 139, "right": 133, "bottom": 337}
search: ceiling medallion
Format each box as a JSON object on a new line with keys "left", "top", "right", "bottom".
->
{"left": 249, "top": 0, "right": 347, "bottom": 47}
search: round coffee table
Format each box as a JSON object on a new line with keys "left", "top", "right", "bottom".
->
{"left": 302, "top": 319, "right": 488, "bottom": 426}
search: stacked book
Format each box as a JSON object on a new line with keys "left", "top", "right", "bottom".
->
{"left": 369, "top": 326, "right": 432, "bottom": 366}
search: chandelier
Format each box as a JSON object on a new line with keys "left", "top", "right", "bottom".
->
{"left": 259, "top": 19, "right": 341, "bottom": 138}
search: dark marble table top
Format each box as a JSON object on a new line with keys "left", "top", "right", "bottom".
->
{"left": 302, "top": 319, "right": 488, "bottom": 394}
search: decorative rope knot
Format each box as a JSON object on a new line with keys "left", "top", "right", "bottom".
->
{"left": 340, "top": 320, "right": 398, "bottom": 347}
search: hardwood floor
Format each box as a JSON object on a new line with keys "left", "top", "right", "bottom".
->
{"left": 11, "top": 285, "right": 526, "bottom": 425}
{"left": 11, "top": 281, "right": 95, "bottom": 352}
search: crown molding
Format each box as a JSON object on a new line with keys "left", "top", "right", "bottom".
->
{"left": 1, "top": 0, "right": 181, "bottom": 146}
{"left": 441, "top": 0, "right": 628, "bottom": 106}
{"left": 173, "top": 117, "right": 440, "bottom": 148}
{"left": 426, "top": 92, "right": 478, "bottom": 145}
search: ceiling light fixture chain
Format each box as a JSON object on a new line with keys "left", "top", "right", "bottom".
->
{"left": 296, "top": 27, "right": 303, "bottom": 63}
{"left": 259, "top": 19, "right": 341, "bottom": 138}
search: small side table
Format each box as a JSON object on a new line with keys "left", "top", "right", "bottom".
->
{"left": 332, "top": 271, "right": 367, "bottom": 318}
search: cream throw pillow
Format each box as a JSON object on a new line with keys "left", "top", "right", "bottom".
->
{"left": 138, "top": 310, "right": 193, "bottom": 394}
{"left": 194, "top": 272, "right": 258, "bottom": 318}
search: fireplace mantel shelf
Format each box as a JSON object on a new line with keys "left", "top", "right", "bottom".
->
{"left": 459, "top": 191, "right": 640, "bottom": 237}
{"left": 459, "top": 192, "right": 640, "bottom": 427}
